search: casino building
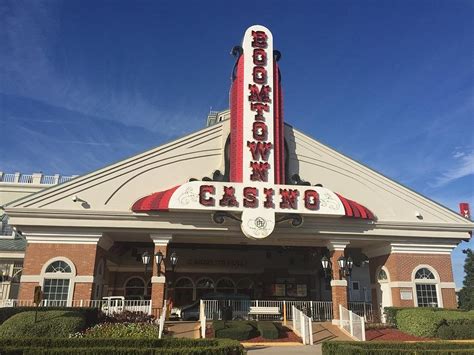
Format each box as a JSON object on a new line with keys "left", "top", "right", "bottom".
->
{"left": 2, "top": 26, "right": 473, "bottom": 323}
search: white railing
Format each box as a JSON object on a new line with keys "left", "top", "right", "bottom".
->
{"left": 0, "top": 172, "right": 76, "bottom": 185}
{"left": 0, "top": 299, "right": 152, "bottom": 315}
{"left": 0, "top": 174, "right": 16, "bottom": 183}
{"left": 348, "top": 301, "right": 373, "bottom": 322}
{"left": 158, "top": 300, "right": 167, "bottom": 339}
{"left": 202, "top": 299, "right": 333, "bottom": 321}
{"left": 199, "top": 300, "right": 206, "bottom": 338}
{"left": 339, "top": 305, "right": 365, "bottom": 341}
{"left": 291, "top": 305, "right": 313, "bottom": 345}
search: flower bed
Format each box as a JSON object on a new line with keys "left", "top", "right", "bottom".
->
{"left": 365, "top": 328, "right": 431, "bottom": 341}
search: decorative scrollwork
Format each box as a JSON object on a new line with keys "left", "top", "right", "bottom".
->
{"left": 212, "top": 211, "right": 242, "bottom": 224}
{"left": 276, "top": 213, "right": 303, "bottom": 227}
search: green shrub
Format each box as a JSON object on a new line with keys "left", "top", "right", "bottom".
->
{"left": 436, "top": 319, "right": 474, "bottom": 340}
{"left": 77, "top": 323, "right": 161, "bottom": 338}
{"left": 0, "top": 338, "right": 244, "bottom": 354}
{"left": 213, "top": 321, "right": 258, "bottom": 341}
{"left": 396, "top": 308, "right": 474, "bottom": 338}
{"left": 383, "top": 307, "right": 411, "bottom": 326}
{"left": 0, "top": 310, "right": 86, "bottom": 338}
{"left": 322, "top": 341, "right": 474, "bottom": 355}
{"left": 100, "top": 310, "right": 155, "bottom": 324}
{"left": 0, "top": 307, "right": 99, "bottom": 327}
{"left": 257, "top": 322, "right": 279, "bottom": 339}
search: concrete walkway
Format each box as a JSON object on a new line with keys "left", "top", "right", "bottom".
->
{"left": 165, "top": 321, "right": 200, "bottom": 338}
{"left": 312, "top": 322, "right": 352, "bottom": 343}
{"left": 246, "top": 344, "right": 322, "bottom": 354}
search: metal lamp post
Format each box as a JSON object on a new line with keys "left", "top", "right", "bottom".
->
{"left": 154, "top": 251, "right": 164, "bottom": 276}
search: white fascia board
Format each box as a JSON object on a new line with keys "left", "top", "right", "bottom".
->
{"left": 23, "top": 230, "right": 102, "bottom": 244}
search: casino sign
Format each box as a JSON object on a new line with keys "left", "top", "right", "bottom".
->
{"left": 132, "top": 25, "right": 374, "bottom": 240}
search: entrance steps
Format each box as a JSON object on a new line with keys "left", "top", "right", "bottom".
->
{"left": 165, "top": 321, "right": 201, "bottom": 339}
{"left": 311, "top": 322, "right": 352, "bottom": 344}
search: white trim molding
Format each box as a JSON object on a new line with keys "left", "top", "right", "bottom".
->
{"left": 150, "top": 234, "right": 173, "bottom": 246}
{"left": 440, "top": 282, "right": 456, "bottom": 288}
{"left": 364, "top": 242, "right": 457, "bottom": 258}
{"left": 330, "top": 280, "right": 348, "bottom": 287}
{"left": 326, "top": 241, "right": 350, "bottom": 251}
{"left": 151, "top": 276, "right": 166, "bottom": 284}
{"left": 24, "top": 231, "right": 102, "bottom": 244}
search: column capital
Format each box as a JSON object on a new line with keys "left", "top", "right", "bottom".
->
{"left": 326, "top": 241, "right": 350, "bottom": 251}
{"left": 150, "top": 234, "right": 173, "bottom": 246}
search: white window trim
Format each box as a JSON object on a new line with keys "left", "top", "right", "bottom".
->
{"left": 376, "top": 266, "right": 390, "bottom": 284}
{"left": 412, "top": 264, "right": 443, "bottom": 308}
{"left": 40, "top": 257, "right": 76, "bottom": 307}
{"left": 376, "top": 266, "right": 393, "bottom": 311}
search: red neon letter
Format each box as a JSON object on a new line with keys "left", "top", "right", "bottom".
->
{"left": 304, "top": 190, "right": 319, "bottom": 210}
{"left": 243, "top": 187, "right": 258, "bottom": 208}
{"left": 264, "top": 188, "right": 274, "bottom": 208}
{"left": 251, "top": 31, "right": 268, "bottom": 48}
{"left": 199, "top": 185, "right": 215, "bottom": 207}
{"left": 250, "top": 162, "right": 270, "bottom": 182}
{"left": 280, "top": 189, "right": 299, "bottom": 209}
{"left": 248, "top": 84, "right": 271, "bottom": 103}
{"left": 252, "top": 121, "right": 268, "bottom": 141}
{"left": 250, "top": 102, "right": 269, "bottom": 121}
{"left": 253, "top": 66, "right": 267, "bottom": 84}
{"left": 252, "top": 48, "right": 267, "bottom": 66}
{"left": 219, "top": 186, "right": 239, "bottom": 207}
{"left": 247, "top": 141, "right": 272, "bottom": 161}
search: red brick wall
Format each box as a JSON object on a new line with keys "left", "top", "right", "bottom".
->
{"left": 19, "top": 242, "right": 99, "bottom": 302}
{"left": 330, "top": 250, "right": 348, "bottom": 319}
{"left": 369, "top": 252, "right": 456, "bottom": 314}
{"left": 151, "top": 244, "right": 168, "bottom": 316}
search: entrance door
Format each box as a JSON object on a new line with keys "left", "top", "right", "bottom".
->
{"left": 376, "top": 268, "right": 392, "bottom": 323}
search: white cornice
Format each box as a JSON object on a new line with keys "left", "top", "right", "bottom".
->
{"left": 330, "top": 280, "right": 348, "bottom": 287}
{"left": 364, "top": 242, "right": 457, "bottom": 258}
{"left": 326, "top": 241, "right": 350, "bottom": 251}
{"left": 23, "top": 231, "right": 102, "bottom": 244}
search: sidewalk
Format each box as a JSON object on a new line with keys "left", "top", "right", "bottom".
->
{"left": 246, "top": 344, "right": 322, "bottom": 354}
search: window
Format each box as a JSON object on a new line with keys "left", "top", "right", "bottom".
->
{"left": 196, "top": 278, "right": 214, "bottom": 299}
{"left": 414, "top": 267, "right": 439, "bottom": 308}
{"left": 415, "top": 268, "right": 435, "bottom": 280}
{"left": 124, "top": 277, "right": 145, "bottom": 299}
{"left": 352, "top": 281, "right": 360, "bottom": 291}
{"left": 236, "top": 279, "right": 253, "bottom": 297}
{"left": 377, "top": 269, "right": 388, "bottom": 281}
{"left": 43, "top": 259, "right": 74, "bottom": 306}
{"left": 416, "top": 284, "right": 438, "bottom": 307}
{"left": 175, "top": 277, "right": 194, "bottom": 306}
{"left": 46, "top": 261, "right": 71, "bottom": 273}
{"left": 216, "top": 278, "right": 235, "bottom": 294}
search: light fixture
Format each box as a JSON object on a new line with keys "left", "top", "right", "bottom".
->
{"left": 346, "top": 257, "right": 354, "bottom": 275}
{"left": 141, "top": 251, "right": 151, "bottom": 265}
{"left": 321, "top": 255, "right": 331, "bottom": 279}
{"left": 155, "top": 251, "right": 164, "bottom": 276}
{"left": 337, "top": 255, "right": 346, "bottom": 270}
{"left": 170, "top": 252, "right": 178, "bottom": 272}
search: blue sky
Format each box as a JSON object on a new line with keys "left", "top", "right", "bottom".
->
{"left": 1, "top": 0, "right": 472, "bottom": 287}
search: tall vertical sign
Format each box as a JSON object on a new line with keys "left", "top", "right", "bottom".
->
{"left": 132, "top": 25, "right": 375, "bottom": 239}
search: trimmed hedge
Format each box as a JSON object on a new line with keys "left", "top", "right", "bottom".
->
{"left": 0, "top": 307, "right": 100, "bottom": 327}
{"left": 396, "top": 308, "right": 474, "bottom": 338}
{"left": 213, "top": 321, "right": 258, "bottom": 341}
{"left": 0, "top": 310, "right": 86, "bottom": 338}
{"left": 0, "top": 338, "right": 244, "bottom": 354}
{"left": 257, "top": 322, "right": 279, "bottom": 340}
{"left": 76, "top": 322, "right": 161, "bottom": 338}
{"left": 322, "top": 341, "right": 474, "bottom": 355}
{"left": 436, "top": 319, "right": 474, "bottom": 340}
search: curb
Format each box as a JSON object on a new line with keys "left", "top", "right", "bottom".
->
{"left": 241, "top": 342, "right": 303, "bottom": 347}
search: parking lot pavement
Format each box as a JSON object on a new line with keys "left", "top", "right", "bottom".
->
{"left": 245, "top": 344, "right": 322, "bottom": 354}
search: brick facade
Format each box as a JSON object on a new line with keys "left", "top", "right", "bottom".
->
{"left": 330, "top": 249, "right": 348, "bottom": 320}
{"left": 150, "top": 243, "right": 168, "bottom": 317}
{"left": 369, "top": 252, "right": 457, "bottom": 320}
{"left": 19, "top": 242, "right": 99, "bottom": 303}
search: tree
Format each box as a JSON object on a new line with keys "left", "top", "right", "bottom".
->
{"left": 458, "top": 248, "right": 474, "bottom": 310}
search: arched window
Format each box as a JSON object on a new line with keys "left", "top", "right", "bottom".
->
{"left": 216, "top": 278, "right": 235, "bottom": 294}
{"left": 415, "top": 268, "right": 435, "bottom": 280}
{"left": 236, "top": 278, "right": 253, "bottom": 297}
{"left": 377, "top": 269, "right": 388, "bottom": 281}
{"left": 196, "top": 278, "right": 214, "bottom": 299}
{"left": 413, "top": 267, "right": 439, "bottom": 308}
{"left": 42, "top": 259, "right": 75, "bottom": 307}
{"left": 175, "top": 277, "right": 194, "bottom": 307}
{"left": 124, "top": 277, "right": 145, "bottom": 299}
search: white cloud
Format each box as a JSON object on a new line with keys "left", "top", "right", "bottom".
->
{"left": 433, "top": 150, "right": 474, "bottom": 187}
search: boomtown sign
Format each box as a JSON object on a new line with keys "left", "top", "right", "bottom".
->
{"left": 132, "top": 25, "right": 374, "bottom": 239}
